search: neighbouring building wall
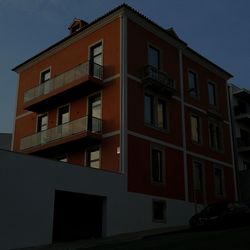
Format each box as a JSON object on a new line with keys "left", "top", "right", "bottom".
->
{"left": 0, "top": 150, "right": 196, "bottom": 250}
{"left": 0, "top": 133, "right": 12, "bottom": 150}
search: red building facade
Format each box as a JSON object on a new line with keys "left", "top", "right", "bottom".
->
{"left": 12, "top": 4, "right": 237, "bottom": 211}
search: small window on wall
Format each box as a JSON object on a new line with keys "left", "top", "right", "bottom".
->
{"left": 190, "top": 114, "right": 201, "bottom": 144}
{"left": 208, "top": 82, "right": 217, "bottom": 106}
{"left": 188, "top": 71, "right": 198, "bottom": 97}
{"left": 193, "top": 161, "right": 203, "bottom": 192}
{"left": 152, "top": 200, "right": 166, "bottom": 222}
{"left": 148, "top": 45, "right": 160, "bottom": 69}
{"left": 209, "top": 121, "right": 223, "bottom": 151}
{"left": 144, "top": 94, "right": 168, "bottom": 130}
{"left": 151, "top": 147, "right": 164, "bottom": 183}
{"left": 144, "top": 94, "right": 154, "bottom": 125}
{"left": 86, "top": 148, "right": 100, "bottom": 169}
{"left": 40, "top": 69, "right": 51, "bottom": 83}
{"left": 214, "top": 167, "right": 224, "bottom": 196}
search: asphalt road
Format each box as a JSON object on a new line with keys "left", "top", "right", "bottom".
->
{"left": 83, "top": 226, "right": 250, "bottom": 250}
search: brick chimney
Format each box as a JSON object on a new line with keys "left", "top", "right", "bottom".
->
{"left": 68, "top": 18, "right": 88, "bottom": 35}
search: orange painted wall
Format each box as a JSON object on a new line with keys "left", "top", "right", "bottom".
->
{"left": 183, "top": 55, "right": 229, "bottom": 121}
{"left": 187, "top": 155, "right": 236, "bottom": 204}
{"left": 13, "top": 17, "right": 121, "bottom": 173}
{"left": 128, "top": 135, "right": 185, "bottom": 200}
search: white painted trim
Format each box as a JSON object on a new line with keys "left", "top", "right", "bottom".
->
{"left": 15, "top": 111, "right": 33, "bottom": 120}
{"left": 187, "top": 150, "right": 233, "bottom": 168}
{"left": 127, "top": 74, "right": 141, "bottom": 83}
{"left": 120, "top": 13, "right": 128, "bottom": 176}
{"left": 14, "top": 14, "right": 121, "bottom": 73}
{"left": 102, "top": 130, "right": 120, "bottom": 138}
{"left": 179, "top": 49, "right": 189, "bottom": 201}
{"left": 184, "top": 102, "right": 207, "bottom": 114}
{"left": 11, "top": 75, "right": 20, "bottom": 151}
{"left": 128, "top": 130, "right": 183, "bottom": 152}
{"left": 103, "top": 74, "right": 120, "bottom": 83}
{"left": 226, "top": 84, "right": 238, "bottom": 200}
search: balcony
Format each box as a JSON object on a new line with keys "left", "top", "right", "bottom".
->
{"left": 24, "top": 61, "right": 103, "bottom": 112}
{"left": 237, "top": 137, "right": 250, "bottom": 154}
{"left": 20, "top": 116, "right": 102, "bottom": 154}
{"left": 141, "top": 65, "right": 176, "bottom": 97}
{"left": 234, "top": 108, "right": 250, "bottom": 126}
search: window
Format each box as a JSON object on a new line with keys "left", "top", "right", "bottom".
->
{"left": 148, "top": 45, "right": 160, "bottom": 69}
{"left": 40, "top": 69, "right": 51, "bottom": 83}
{"left": 151, "top": 148, "right": 164, "bottom": 183}
{"left": 56, "top": 155, "right": 68, "bottom": 163}
{"left": 86, "top": 148, "right": 100, "bottom": 169}
{"left": 157, "top": 99, "right": 167, "bottom": 129}
{"left": 90, "top": 42, "right": 102, "bottom": 78}
{"left": 193, "top": 161, "right": 203, "bottom": 192}
{"left": 190, "top": 114, "right": 201, "bottom": 144}
{"left": 144, "top": 94, "right": 154, "bottom": 125}
{"left": 209, "top": 121, "right": 223, "bottom": 150}
{"left": 88, "top": 94, "right": 101, "bottom": 132}
{"left": 37, "top": 114, "right": 48, "bottom": 132}
{"left": 208, "top": 82, "right": 217, "bottom": 106}
{"left": 243, "top": 161, "right": 250, "bottom": 170}
{"left": 188, "top": 71, "right": 198, "bottom": 97}
{"left": 214, "top": 167, "right": 224, "bottom": 196}
{"left": 58, "top": 105, "right": 69, "bottom": 125}
{"left": 144, "top": 94, "right": 168, "bottom": 130}
{"left": 152, "top": 200, "right": 166, "bottom": 222}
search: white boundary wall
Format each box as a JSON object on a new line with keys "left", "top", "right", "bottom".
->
{"left": 0, "top": 150, "right": 195, "bottom": 250}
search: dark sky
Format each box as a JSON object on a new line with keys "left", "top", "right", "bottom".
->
{"left": 0, "top": 0, "right": 249, "bottom": 133}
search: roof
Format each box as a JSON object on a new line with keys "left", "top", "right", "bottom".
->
{"left": 12, "top": 3, "right": 232, "bottom": 78}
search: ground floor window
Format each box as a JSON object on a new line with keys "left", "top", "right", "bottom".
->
{"left": 152, "top": 200, "right": 166, "bottom": 222}
{"left": 86, "top": 148, "right": 100, "bottom": 169}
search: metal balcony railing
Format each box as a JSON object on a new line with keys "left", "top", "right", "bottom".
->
{"left": 24, "top": 61, "right": 103, "bottom": 103}
{"left": 20, "top": 116, "right": 102, "bottom": 150}
{"left": 143, "top": 65, "right": 175, "bottom": 90}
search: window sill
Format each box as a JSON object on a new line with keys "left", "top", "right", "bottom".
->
{"left": 145, "top": 123, "right": 169, "bottom": 134}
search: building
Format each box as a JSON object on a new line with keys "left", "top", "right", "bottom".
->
{"left": 10, "top": 3, "right": 237, "bottom": 248}
{"left": 0, "top": 133, "right": 12, "bottom": 150}
{"left": 229, "top": 84, "right": 250, "bottom": 202}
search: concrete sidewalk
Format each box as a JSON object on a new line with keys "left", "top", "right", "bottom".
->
{"left": 19, "top": 226, "right": 188, "bottom": 250}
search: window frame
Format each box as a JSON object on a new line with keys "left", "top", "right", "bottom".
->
{"left": 144, "top": 92, "right": 169, "bottom": 132}
{"left": 208, "top": 81, "right": 218, "bottom": 107}
{"left": 188, "top": 70, "right": 199, "bottom": 98}
{"left": 39, "top": 67, "right": 51, "bottom": 84}
{"left": 214, "top": 165, "right": 225, "bottom": 197}
{"left": 208, "top": 119, "right": 224, "bottom": 152}
{"left": 148, "top": 44, "right": 161, "bottom": 69}
{"left": 150, "top": 144, "right": 165, "bottom": 184}
{"left": 152, "top": 199, "right": 167, "bottom": 223}
{"left": 85, "top": 146, "right": 101, "bottom": 169}
{"left": 192, "top": 159, "right": 204, "bottom": 192}
{"left": 36, "top": 113, "right": 48, "bottom": 133}
{"left": 57, "top": 104, "right": 70, "bottom": 126}
{"left": 190, "top": 113, "right": 202, "bottom": 145}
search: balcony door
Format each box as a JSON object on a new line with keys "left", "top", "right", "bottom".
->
{"left": 90, "top": 42, "right": 102, "bottom": 79}
{"left": 88, "top": 94, "right": 101, "bottom": 132}
{"left": 37, "top": 113, "right": 48, "bottom": 144}
{"left": 58, "top": 105, "right": 70, "bottom": 137}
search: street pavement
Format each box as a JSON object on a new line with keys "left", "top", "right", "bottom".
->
{"left": 81, "top": 226, "right": 250, "bottom": 250}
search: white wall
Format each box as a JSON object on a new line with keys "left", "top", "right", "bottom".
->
{"left": 0, "top": 150, "right": 194, "bottom": 250}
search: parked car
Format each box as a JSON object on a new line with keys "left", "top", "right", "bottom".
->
{"left": 189, "top": 201, "right": 250, "bottom": 230}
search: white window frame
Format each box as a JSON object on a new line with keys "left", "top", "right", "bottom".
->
{"left": 150, "top": 144, "right": 165, "bottom": 184}
{"left": 214, "top": 165, "right": 225, "bottom": 197}
{"left": 152, "top": 199, "right": 167, "bottom": 223}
